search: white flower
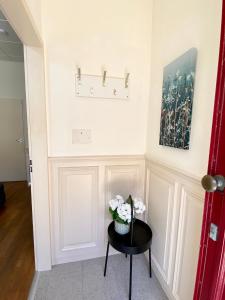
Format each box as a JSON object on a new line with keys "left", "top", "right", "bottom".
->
{"left": 133, "top": 198, "right": 146, "bottom": 214}
{"left": 126, "top": 214, "right": 131, "bottom": 223}
{"left": 109, "top": 195, "right": 124, "bottom": 211}
{"left": 117, "top": 203, "right": 131, "bottom": 222}
{"left": 109, "top": 199, "right": 119, "bottom": 211}
{"left": 109, "top": 195, "right": 145, "bottom": 223}
{"left": 115, "top": 195, "right": 124, "bottom": 204}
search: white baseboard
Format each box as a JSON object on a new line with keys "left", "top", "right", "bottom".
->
{"left": 28, "top": 272, "right": 40, "bottom": 300}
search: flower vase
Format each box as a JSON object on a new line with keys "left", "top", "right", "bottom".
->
{"left": 114, "top": 221, "right": 130, "bottom": 235}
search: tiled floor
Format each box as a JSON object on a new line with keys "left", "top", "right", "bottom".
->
{"left": 34, "top": 254, "right": 168, "bottom": 300}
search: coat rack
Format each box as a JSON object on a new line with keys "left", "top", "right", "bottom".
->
{"left": 75, "top": 67, "right": 129, "bottom": 100}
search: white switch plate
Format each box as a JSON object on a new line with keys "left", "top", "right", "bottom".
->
{"left": 72, "top": 129, "right": 92, "bottom": 144}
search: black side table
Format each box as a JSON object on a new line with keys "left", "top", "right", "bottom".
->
{"left": 104, "top": 219, "right": 152, "bottom": 300}
{"left": 0, "top": 183, "right": 6, "bottom": 208}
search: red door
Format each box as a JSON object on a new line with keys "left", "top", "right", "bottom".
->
{"left": 193, "top": 1, "right": 225, "bottom": 299}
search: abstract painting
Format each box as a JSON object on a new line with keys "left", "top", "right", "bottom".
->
{"left": 159, "top": 48, "right": 197, "bottom": 149}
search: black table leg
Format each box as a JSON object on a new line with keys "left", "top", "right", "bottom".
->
{"left": 125, "top": 253, "right": 127, "bottom": 258}
{"left": 104, "top": 242, "right": 110, "bottom": 277}
{"left": 149, "top": 248, "right": 152, "bottom": 278}
{"left": 129, "top": 254, "right": 133, "bottom": 300}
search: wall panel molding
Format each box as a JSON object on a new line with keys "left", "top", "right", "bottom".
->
{"left": 58, "top": 166, "right": 98, "bottom": 252}
{"left": 172, "top": 185, "right": 204, "bottom": 300}
{"left": 146, "top": 164, "right": 178, "bottom": 287}
{"left": 49, "top": 155, "right": 204, "bottom": 300}
{"left": 105, "top": 164, "right": 145, "bottom": 242}
{"left": 146, "top": 159, "right": 204, "bottom": 300}
{"left": 49, "top": 155, "right": 145, "bottom": 264}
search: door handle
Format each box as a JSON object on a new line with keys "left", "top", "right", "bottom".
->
{"left": 201, "top": 175, "right": 225, "bottom": 192}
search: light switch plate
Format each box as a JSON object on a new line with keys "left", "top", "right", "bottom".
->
{"left": 72, "top": 129, "right": 92, "bottom": 144}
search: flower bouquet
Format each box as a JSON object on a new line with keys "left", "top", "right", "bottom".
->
{"left": 109, "top": 195, "right": 146, "bottom": 235}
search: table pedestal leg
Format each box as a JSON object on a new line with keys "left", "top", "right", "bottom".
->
{"left": 104, "top": 242, "right": 109, "bottom": 276}
{"left": 149, "top": 248, "right": 152, "bottom": 278}
{"left": 129, "top": 254, "right": 133, "bottom": 300}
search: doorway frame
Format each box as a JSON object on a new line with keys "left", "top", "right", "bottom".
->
{"left": 0, "top": 0, "right": 52, "bottom": 271}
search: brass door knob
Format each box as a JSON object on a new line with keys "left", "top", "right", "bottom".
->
{"left": 201, "top": 175, "right": 225, "bottom": 192}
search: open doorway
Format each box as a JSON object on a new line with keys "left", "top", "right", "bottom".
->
{"left": 0, "top": 9, "right": 34, "bottom": 299}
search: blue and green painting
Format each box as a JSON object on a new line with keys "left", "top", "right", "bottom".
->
{"left": 159, "top": 48, "right": 197, "bottom": 149}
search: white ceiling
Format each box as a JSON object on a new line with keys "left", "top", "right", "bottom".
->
{"left": 0, "top": 10, "right": 23, "bottom": 62}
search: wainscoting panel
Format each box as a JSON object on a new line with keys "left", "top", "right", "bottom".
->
{"left": 146, "top": 160, "right": 204, "bottom": 300}
{"left": 146, "top": 165, "right": 178, "bottom": 290}
{"left": 50, "top": 156, "right": 204, "bottom": 299}
{"left": 59, "top": 166, "right": 98, "bottom": 252}
{"left": 172, "top": 186, "right": 204, "bottom": 300}
{"left": 49, "top": 156, "right": 145, "bottom": 265}
{"left": 105, "top": 165, "right": 144, "bottom": 232}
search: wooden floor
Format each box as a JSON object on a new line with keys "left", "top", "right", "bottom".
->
{"left": 0, "top": 181, "right": 34, "bottom": 300}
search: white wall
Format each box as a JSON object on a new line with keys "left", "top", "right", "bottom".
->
{"left": 145, "top": 1, "right": 222, "bottom": 299}
{"left": 42, "top": 0, "right": 152, "bottom": 157}
{"left": 0, "top": 60, "right": 25, "bottom": 99}
{"left": 24, "top": 0, "right": 42, "bottom": 37}
{"left": 146, "top": 0, "right": 222, "bottom": 177}
{"left": 24, "top": 46, "right": 51, "bottom": 270}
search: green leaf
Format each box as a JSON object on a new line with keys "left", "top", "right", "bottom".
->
{"left": 109, "top": 207, "right": 128, "bottom": 224}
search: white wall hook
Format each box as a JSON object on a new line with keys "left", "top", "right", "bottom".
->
{"left": 75, "top": 73, "right": 129, "bottom": 100}
{"left": 102, "top": 70, "right": 107, "bottom": 87}
{"left": 125, "top": 73, "right": 130, "bottom": 88}
{"left": 77, "top": 67, "right": 81, "bottom": 81}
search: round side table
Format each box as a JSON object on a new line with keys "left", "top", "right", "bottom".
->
{"left": 104, "top": 219, "right": 152, "bottom": 300}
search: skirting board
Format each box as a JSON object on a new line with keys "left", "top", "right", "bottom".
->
{"left": 28, "top": 272, "right": 40, "bottom": 300}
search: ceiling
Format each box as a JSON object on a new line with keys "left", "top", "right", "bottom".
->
{"left": 0, "top": 10, "right": 23, "bottom": 62}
